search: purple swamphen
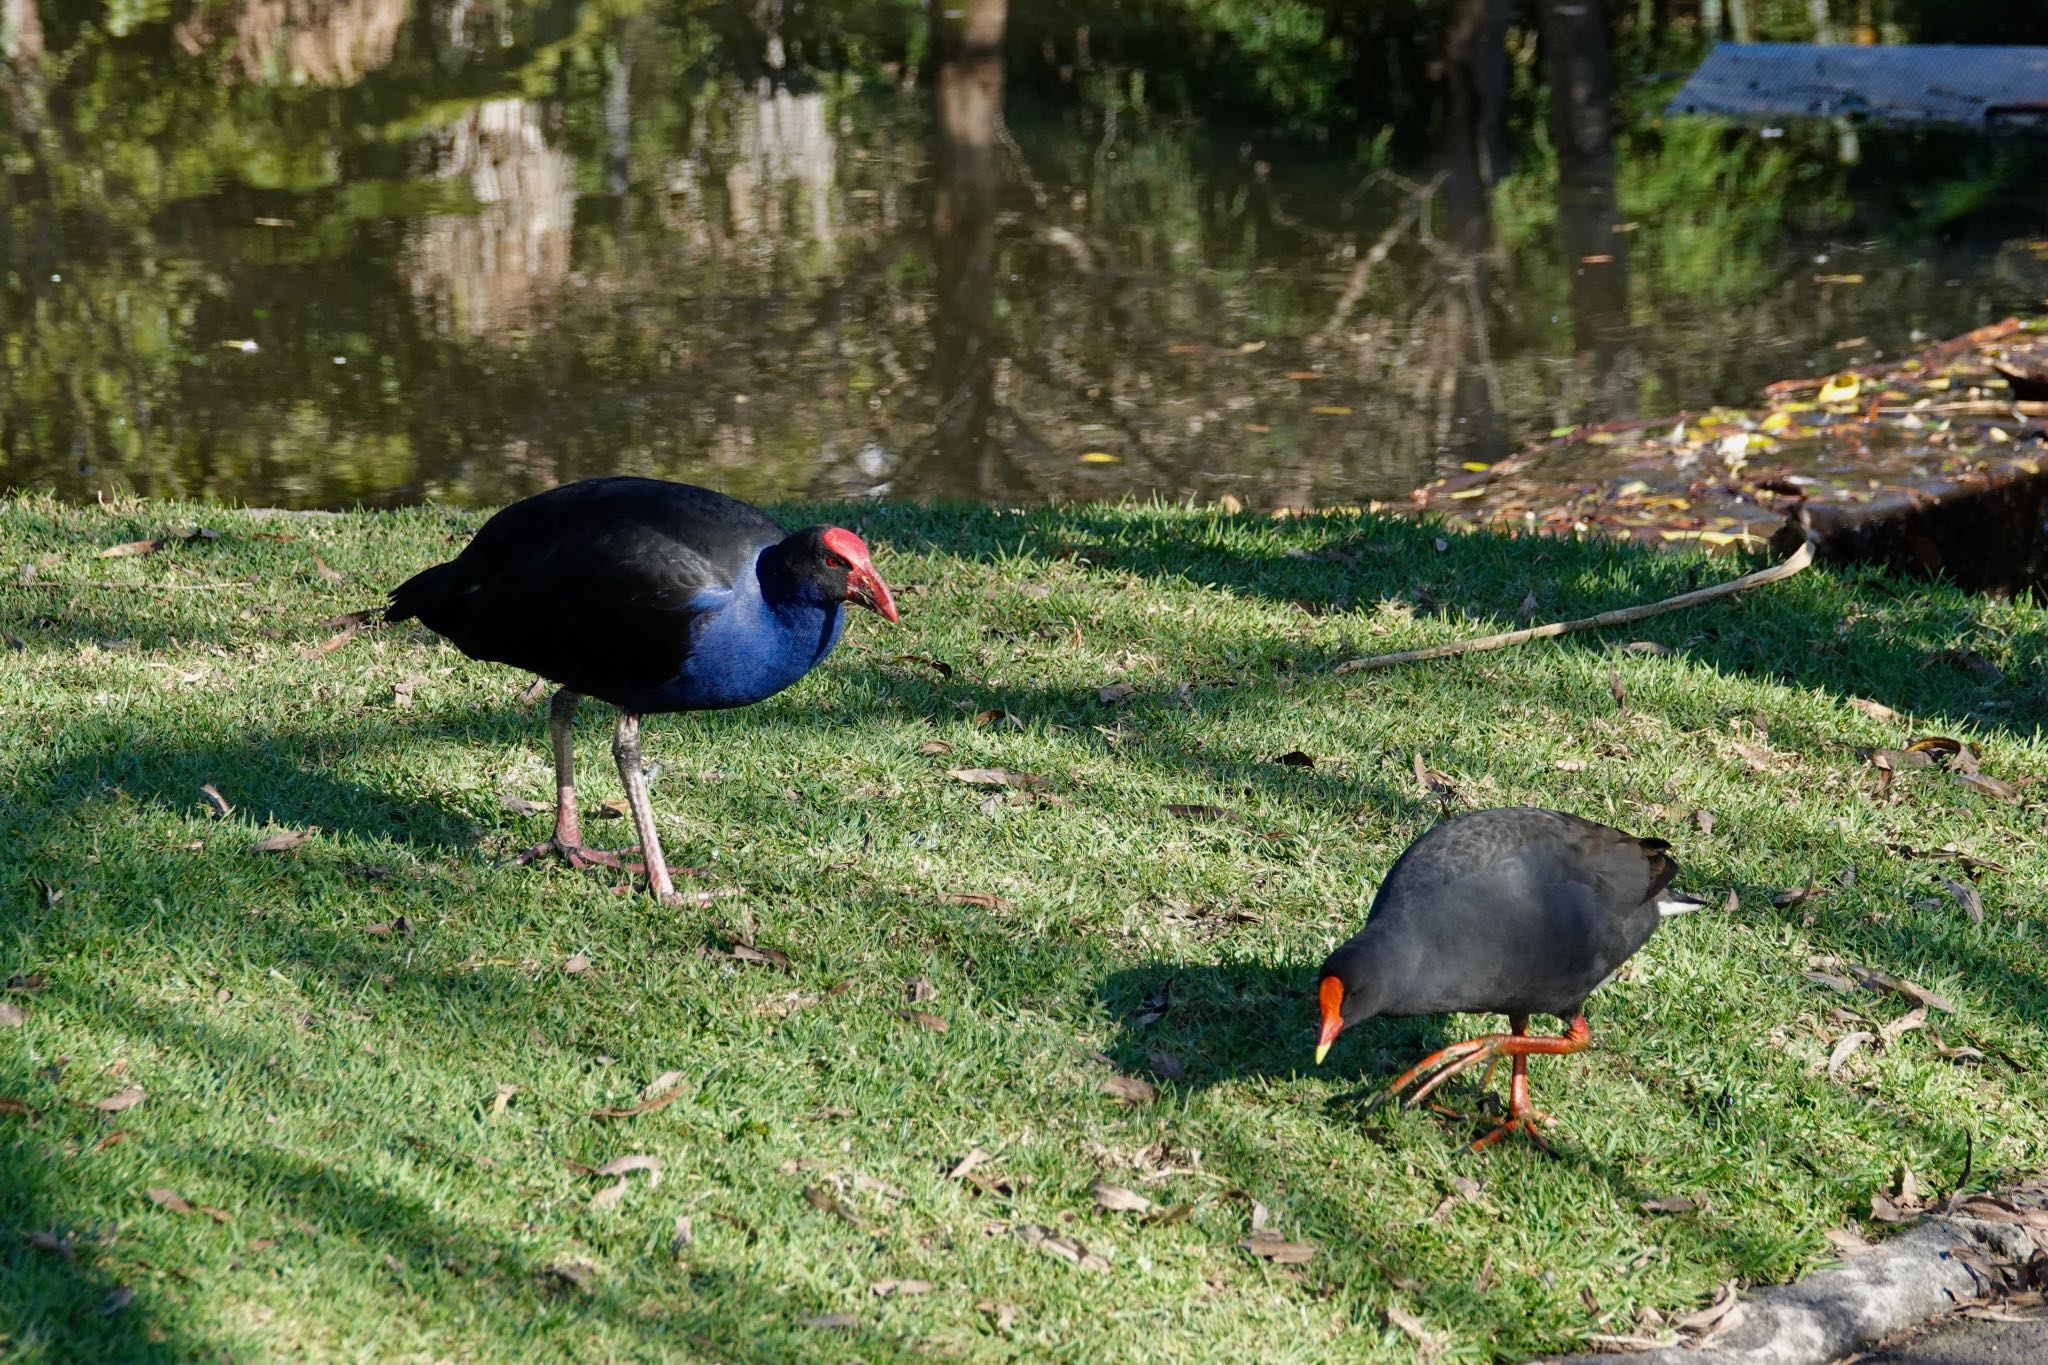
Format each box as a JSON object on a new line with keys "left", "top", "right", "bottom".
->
{"left": 1314, "top": 807, "right": 1699, "bottom": 1150}
{"left": 387, "top": 477, "right": 898, "bottom": 902}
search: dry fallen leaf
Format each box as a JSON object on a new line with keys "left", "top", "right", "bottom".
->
{"left": 1384, "top": 1303, "right": 1437, "bottom": 1350}
{"left": 805, "top": 1312, "right": 859, "bottom": 1330}
{"left": 362, "top": 917, "right": 413, "bottom": 938}
{"left": 98, "top": 539, "right": 162, "bottom": 559}
{"left": 917, "top": 739, "right": 955, "bottom": 756}
{"left": 903, "top": 976, "right": 938, "bottom": 1004}
{"left": 1837, "top": 962, "right": 1955, "bottom": 1013}
{"left": 591, "top": 1071, "right": 690, "bottom": 1119}
{"left": 312, "top": 556, "right": 345, "bottom": 584}
{"left": 1016, "top": 1224, "right": 1109, "bottom": 1270}
{"left": 588, "top": 1154, "right": 662, "bottom": 1209}
{"left": 1639, "top": 1195, "right": 1701, "bottom": 1214}
{"left": 871, "top": 1278, "right": 934, "bottom": 1298}
{"left": 563, "top": 952, "right": 592, "bottom": 975}
{"left": 145, "top": 1188, "right": 193, "bottom": 1214}
{"left": 1880, "top": 1006, "right": 1929, "bottom": 1047}
{"left": 1940, "top": 879, "right": 1985, "bottom": 925}
{"left": 1674, "top": 1280, "right": 1741, "bottom": 1334}
{"left": 308, "top": 623, "right": 358, "bottom": 657}
{"left": 1273, "top": 750, "right": 1316, "bottom": 768}
{"left": 96, "top": 1286, "right": 135, "bottom": 1317}
{"left": 896, "top": 1009, "right": 948, "bottom": 1033}
{"left": 1242, "top": 1233, "right": 1318, "bottom": 1264}
{"left": 1097, "top": 1075, "right": 1157, "bottom": 1105}
{"left": 1848, "top": 698, "right": 1901, "bottom": 723}
{"left": 948, "top": 1148, "right": 992, "bottom": 1181}
{"left": 489, "top": 1084, "right": 518, "bottom": 1116}
{"left": 804, "top": 1186, "right": 870, "bottom": 1229}
{"left": 1091, "top": 1181, "right": 1153, "bottom": 1214}
{"left": 944, "top": 891, "right": 1012, "bottom": 911}
{"left": 945, "top": 767, "right": 1048, "bottom": 790}
{"left": 1828, "top": 1032, "right": 1873, "bottom": 1075}
{"left": 1693, "top": 808, "right": 1717, "bottom": 836}
{"left": 95, "top": 1086, "right": 146, "bottom": 1114}
{"left": 1166, "top": 803, "right": 1237, "bottom": 822}
{"left": 1954, "top": 772, "right": 2019, "bottom": 801}
{"left": 0, "top": 1001, "right": 23, "bottom": 1029}
{"left": 1098, "top": 683, "right": 1137, "bottom": 705}
{"left": 1823, "top": 1226, "right": 1875, "bottom": 1257}
{"left": 1146, "top": 1050, "right": 1186, "bottom": 1081}
{"left": 198, "top": 784, "right": 232, "bottom": 819}
{"left": 250, "top": 829, "right": 312, "bottom": 854}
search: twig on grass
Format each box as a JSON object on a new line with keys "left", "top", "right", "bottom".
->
{"left": 1332, "top": 541, "right": 1814, "bottom": 674}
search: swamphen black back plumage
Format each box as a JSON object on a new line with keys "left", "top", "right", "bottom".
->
{"left": 1314, "top": 807, "right": 1696, "bottom": 1150}
{"left": 388, "top": 477, "right": 897, "bottom": 902}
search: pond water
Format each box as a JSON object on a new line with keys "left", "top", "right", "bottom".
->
{"left": 4, "top": 1, "right": 2047, "bottom": 511}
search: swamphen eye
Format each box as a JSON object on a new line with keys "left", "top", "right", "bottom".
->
{"left": 826, "top": 554, "right": 850, "bottom": 571}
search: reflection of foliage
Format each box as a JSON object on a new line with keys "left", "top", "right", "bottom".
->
{"left": 4, "top": 0, "right": 2048, "bottom": 509}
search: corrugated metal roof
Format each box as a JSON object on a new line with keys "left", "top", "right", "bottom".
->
{"left": 1665, "top": 43, "right": 2048, "bottom": 130}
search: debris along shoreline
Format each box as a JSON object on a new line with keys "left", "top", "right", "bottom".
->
{"left": 1410, "top": 316, "right": 2048, "bottom": 595}
{"left": 1544, "top": 1173, "right": 2048, "bottom": 1365}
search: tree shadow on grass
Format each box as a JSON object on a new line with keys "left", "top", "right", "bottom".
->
{"left": 857, "top": 501, "right": 2047, "bottom": 737}
{"left": 0, "top": 1057, "right": 919, "bottom": 1363}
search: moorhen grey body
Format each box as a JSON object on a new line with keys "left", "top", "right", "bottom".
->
{"left": 387, "top": 477, "right": 897, "bottom": 903}
{"left": 1314, "top": 807, "right": 1698, "bottom": 1149}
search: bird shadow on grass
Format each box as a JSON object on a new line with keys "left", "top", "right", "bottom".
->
{"left": 0, "top": 829, "right": 935, "bottom": 1362}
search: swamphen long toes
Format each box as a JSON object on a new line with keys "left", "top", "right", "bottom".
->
{"left": 387, "top": 477, "right": 898, "bottom": 903}
{"left": 1315, "top": 807, "right": 1701, "bottom": 1151}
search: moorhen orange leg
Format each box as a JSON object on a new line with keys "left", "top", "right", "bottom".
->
{"left": 513, "top": 688, "right": 682, "bottom": 897}
{"left": 1382, "top": 1014, "right": 1592, "bottom": 1151}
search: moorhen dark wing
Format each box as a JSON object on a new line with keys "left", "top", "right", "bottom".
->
{"left": 1315, "top": 807, "right": 1689, "bottom": 1151}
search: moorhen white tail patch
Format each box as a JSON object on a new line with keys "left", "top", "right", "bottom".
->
{"left": 1315, "top": 807, "right": 1698, "bottom": 1151}
{"left": 387, "top": 477, "right": 897, "bottom": 903}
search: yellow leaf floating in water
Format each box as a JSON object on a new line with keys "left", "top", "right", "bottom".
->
{"left": 1310, "top": 405, "right": 1353, "bottom": 416}
{"left": 1760, "top": 410, "right": 1794, "bottom": 433}
{"left": 1448, "top": 488, "right": 1487, "bottom": 499}
{"left": 1924, "top": 376, "right": 1951, "bottom": 391}
{"left": 1079, "top": 452, "right": 1120, "bottom": 464}
{"left": 1988, "top": 428, "right": 2012, "bottom": 442}
{"left": 1817, "top": 374, "right": 1861, "bottom": 404}
{"left": 1460, "top": 462, "right": 1491, "bottom": 472}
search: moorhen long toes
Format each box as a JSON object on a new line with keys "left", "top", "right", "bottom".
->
{"left": 387, "top": 477, "right": 897, "bottom": 903}
{"left": 1314, "top": 807, "right": 1701, "bottom": 1151}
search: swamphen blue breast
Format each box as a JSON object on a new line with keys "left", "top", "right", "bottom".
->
{"left": 1314, "top": 807, "right": 1698, "bottom": 1150}
{"left": 386, "top": 477, "right": 898, "bottom": 902}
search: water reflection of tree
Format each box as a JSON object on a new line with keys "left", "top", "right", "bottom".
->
{"left": 1540, "top": 0, "right": 1634, "bottom": 422}
{"left": 173, "top": 0, "right": 405, "bottom": 86}
{"left": 920, "top": 0, "right": 1014, "bottom": 499}
{"left": 405, "top": 99, "right": 575, "bottom": 338}
{"left": 4, "top": 0, "right": 2047, "bottom": 511}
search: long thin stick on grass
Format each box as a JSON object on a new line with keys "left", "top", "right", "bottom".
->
{"left": 1333, "top": 541, "right": 1814, "bottom": 674}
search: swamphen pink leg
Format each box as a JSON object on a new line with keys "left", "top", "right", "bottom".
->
{"left": 1382, "top": 1014, "right": 1592, "bottom": 1151}
{"left": 514, "top": 689, "right": 683, "bottom": 897}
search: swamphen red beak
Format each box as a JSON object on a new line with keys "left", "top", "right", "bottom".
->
{"left": 821, "top": 527, "right": 899, "bottom": 623}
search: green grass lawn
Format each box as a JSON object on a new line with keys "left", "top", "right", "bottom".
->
{"left": 2, "top": 493, "right": 2044, "bottom": 1363}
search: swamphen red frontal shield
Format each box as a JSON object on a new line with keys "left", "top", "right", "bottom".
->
{"left": 387, "top": 477, "right": 897, "bottom": 903}
{"left": 1314, "top": 807, "right": 1698, "bottom": 1150}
